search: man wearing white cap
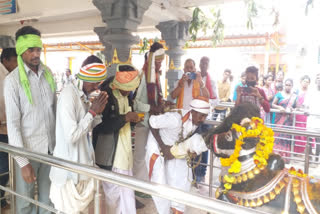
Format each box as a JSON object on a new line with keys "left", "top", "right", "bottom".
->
{"left": 145, "top": 97, "right": 210, "bottom": 214}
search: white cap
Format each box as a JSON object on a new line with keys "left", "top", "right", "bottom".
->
{"left": 190, "top": 98, "right": 210, "bottom": 115}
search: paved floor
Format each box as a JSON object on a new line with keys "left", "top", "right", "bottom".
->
{"left": 137, "top": 186, "right": 209, "bottom": 214}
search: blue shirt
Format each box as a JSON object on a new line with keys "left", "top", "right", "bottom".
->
{"left": 233, "top": 82, "right": 244, "bottom": 101}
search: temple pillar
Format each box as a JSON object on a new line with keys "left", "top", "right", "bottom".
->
{"left": 93, "top": 0, "right": 152, "bottom": 76}
{"left": 156, "top": 20, "right": 189, "bottom": 101}
{"left": 0, "top": 36, "right": 15, "bottom": 49}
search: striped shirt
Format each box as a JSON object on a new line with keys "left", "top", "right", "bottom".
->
{"left": 4, "top": 63, "right": 56, "bottom": 167}
{"left": 0, "top": 63, "right": 9, "bottom": 135}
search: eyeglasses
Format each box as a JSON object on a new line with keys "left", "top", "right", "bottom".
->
{"left": 285, "top": 84, "right": 292, "bottom": 86}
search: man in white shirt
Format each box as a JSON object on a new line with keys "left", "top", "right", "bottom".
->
{"left": 171, "top": 59, "right": 210, "bottom": 110}
{"left": 49, "top": 55, "right": 108, "bottom": 213}
{"left": 0, "top": 48, "right": 17, "bottom": 210}
{"left": 195, "top": 56, "right": 219, "bottom": 184}
{"left": 62, "top": 68, "right": 75, "bottom": 88}
{"left": 146, "top": 98, "right": 210, "bottom": 214}
{"left": 4, "top": 26, "right": 56, "bottom": 214}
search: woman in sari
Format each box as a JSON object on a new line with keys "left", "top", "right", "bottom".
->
{"left": 294, "top": 75, "right": 311, "bottom": 153}
{"left": 272, "top": 79, "right": 297, "bottom": 158}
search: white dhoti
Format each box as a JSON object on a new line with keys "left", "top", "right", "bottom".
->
{"left": 146, "top": 132, "right": 192, "bottom": 214}
{"left": 50, "top": 178, "right": 95, "bottom": 214}
{"left": 102, "top": 168, "right": 136, "bottom": 214}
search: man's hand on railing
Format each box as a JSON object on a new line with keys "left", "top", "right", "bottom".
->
{"left": 21, "top": 164, "right": 36, "bottom": 183}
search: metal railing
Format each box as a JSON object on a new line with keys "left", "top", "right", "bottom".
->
{"left": 0, "top": 142, "right": 268, "bottom": 214}
{"left": 216, "top": 102, "right": 320, "bottom": 117}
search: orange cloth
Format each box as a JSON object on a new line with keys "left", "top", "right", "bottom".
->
{"left": 115, "top": 70, "right": 139, "bottom": 84}
{"left": 148, "top": 153, "right": 159, "bottom": 180}
{"left": 172, "top": 208, "right": 184, "bottom": 214}
{"left": 176, "top": 80, "right": 201, "bottom": 109}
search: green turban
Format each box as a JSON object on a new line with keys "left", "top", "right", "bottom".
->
{"left": 16, "top": 34, "right": 56, "bottom": 104}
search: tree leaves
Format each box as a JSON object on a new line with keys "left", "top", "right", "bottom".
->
{"left": 245, "top": 0, "right": 258, "bottom": 30}
{"left": 188, "top": 7, "right": 225, "bottom": 47}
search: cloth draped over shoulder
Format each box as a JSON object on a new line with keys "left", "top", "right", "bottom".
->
{"left": 205, "top": 73, "right": 216, "bottom": 99}
{"left": 176, "top": 79, "right": 201, "bottom": 109}
{"left": 144, "top": 48, "right": 165, "bottom": 106}
{"left": 16, "top": 34, "right": 56, "bottom": 104}
{"left": 110, "top": 68, "right": 140, "bottom": 170}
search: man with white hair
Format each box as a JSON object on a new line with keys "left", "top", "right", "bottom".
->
{"left": 145, "top": 97, "right": 210, "bottom": 214}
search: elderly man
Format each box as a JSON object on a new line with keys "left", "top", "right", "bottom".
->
{"left": 0, "top": 48, "right": 17, "bottom": 211}
{"left": 171, "top": 59, "right": 210, "bottom": 110}
{"left": 93, "top": 64, "right": 142, "bottom": 214}
{"left": 146, "top": 97, "right": 210, "bottom": 214}
{"left": 4, "top": 26, "right": 56, "bottom": 214}
{"left": 49, "top": 55, "right": 108, "bottom": 213}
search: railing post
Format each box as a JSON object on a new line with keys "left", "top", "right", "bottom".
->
{"left": 94, "top": 179, "right": 101, "bottom": 214}
{"left": 208, "top": 145, "right": 214, "bottom": 198}
{"left": 9, "top": 154, "right": 15, "bottom": 214}
{"left": 291, "top": 112, "right": 296, "bottom": 161}
{"left": 206, "top": 142, "right": 215, "bottom": 214}
{"left": 304, "top": 137, "right": 311, "bottom": 174}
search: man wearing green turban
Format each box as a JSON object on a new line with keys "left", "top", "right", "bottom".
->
{"left": 4, "top": 26, "right": 56, "bottom": 214}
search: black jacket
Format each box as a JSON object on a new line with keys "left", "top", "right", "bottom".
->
{"left": 92, "top": 76, "right": 133, "bottom": 169}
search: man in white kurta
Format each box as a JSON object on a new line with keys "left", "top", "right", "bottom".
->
{"left": 49, "top": 57, "right": 108, "bottom": 214}
{"left": 146, "top": 98, "right": 210, "bottom": 214}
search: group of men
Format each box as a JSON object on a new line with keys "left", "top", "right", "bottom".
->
{"left": 0, "top": 25, "right": 220, "bottom": 214}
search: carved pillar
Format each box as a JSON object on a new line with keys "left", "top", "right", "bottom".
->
{"left": 93, "top": 0, "right": 152, "bottom": 76}
{"left": 156, "top": 20, "right": 189, "bottom": 100}
{"left": 0, "top": 36, "right": 15, "bottom": 48}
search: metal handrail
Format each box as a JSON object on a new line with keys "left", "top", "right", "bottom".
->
{"left": 205, "top": 120, "right": 320, "bottom": 138}
{"left": 216, "top": 102, "right": 320, "bottom": 117}
{"left": 0, "top": 143, "right": 268, "bottom": 214}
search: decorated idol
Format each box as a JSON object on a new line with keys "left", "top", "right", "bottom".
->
{"left": 203, "top": 103, "right": 320, "bottom": 214}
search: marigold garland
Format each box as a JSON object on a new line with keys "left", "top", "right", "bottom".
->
{"left": 220, "top": 117, "right": 275, "bottom": 193}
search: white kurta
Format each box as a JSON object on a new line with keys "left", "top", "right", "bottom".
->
{"left": 49, "top": 81, "right": 102, "bottom": 213}
{"left": 145, "top": 111, "right": 207, "bottom": 213}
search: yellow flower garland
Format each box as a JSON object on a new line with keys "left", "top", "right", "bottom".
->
{"left": 220, "top": 117, "right": 275, "bottom": 192}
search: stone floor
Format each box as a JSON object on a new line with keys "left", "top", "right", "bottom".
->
{"left": 136, "top": 185, "right": 209, "bottom": 214}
